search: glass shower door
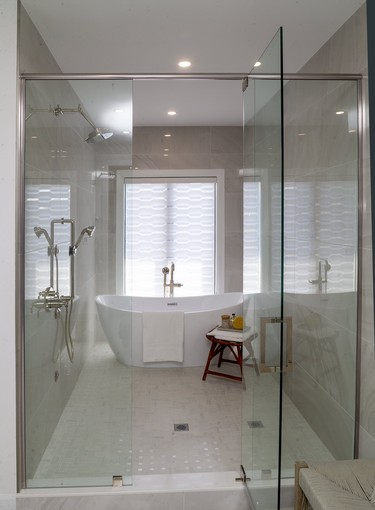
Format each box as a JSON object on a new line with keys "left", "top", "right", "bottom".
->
{"left": 23, "top": 78, "right": 133, "bottom": 488}
{"left": 242, "top": 28, "right": 285, "bottom": 509}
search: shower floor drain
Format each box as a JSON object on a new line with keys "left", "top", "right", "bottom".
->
{"left": 247, "top": 420, "right": 264, "bottom": 429}
{"left": 174, "top": 423, "right": 189, "bottom": 432}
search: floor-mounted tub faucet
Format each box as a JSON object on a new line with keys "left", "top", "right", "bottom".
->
{"left": 309, "top": 258, "right": 331, "bottom": 292}
{"left": 162, "top": 262, "right": 183, "bottom": 297}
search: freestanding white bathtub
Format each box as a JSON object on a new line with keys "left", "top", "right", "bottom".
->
{"left": 95, "top": 293, "right": 243, "bottom": 367}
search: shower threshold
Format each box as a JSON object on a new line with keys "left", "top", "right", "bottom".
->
{"left": 20, "top": 471, "right": 295, "bottom": 510}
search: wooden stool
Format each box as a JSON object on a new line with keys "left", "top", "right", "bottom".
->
{"left": 201, "top": 329, "right": 242, "bottom": 382}
{"left": 202, "top": 327, "right": 259, "bottom": 382}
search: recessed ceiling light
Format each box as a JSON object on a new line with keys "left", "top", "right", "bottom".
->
{"left": 163, "top": 153, "right": 169, "bottom": 157}
{"left": 178, "top": 60, "right": 191, "bottom": 68}
{"left": 164, "top": 133, "right": 171, "bottom": 137}
{"left": 31, "top": 135, "right": 38, "bottom": 139}
{"left": 254, "top": 61, "right": 261, "bottom": 68}
{"left": 168, "top": 111, "right": 177, "bottom": 116}
{"left": 114, "top": 109, "right": 123, "bottom": 113}
{"left": 298, "top": 132, "right": 306, "bottom": 136}
{"left": 349, "top": 129, "right": 357, "bottom": 133}
{"left": 336, "top": 110, "right": 345, "bottom": 115}
{"left": 122, "top": 130, "right": 130, "bottom": 134}
{"left": 164, "top": 148, "right": 169, "bottom": 151}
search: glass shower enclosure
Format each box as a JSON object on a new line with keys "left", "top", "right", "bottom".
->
{"left": 19, "top": 61, "right": 360, "bottom": 509}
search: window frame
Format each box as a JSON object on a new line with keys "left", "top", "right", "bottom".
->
{"left": 115, "top": 169, "right": 225, "bottom": 296}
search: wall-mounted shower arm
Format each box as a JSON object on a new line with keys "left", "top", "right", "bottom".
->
{"left": 25, "top": 104, "right": 113, "bottom": 142}
{"left": 27, "top": 104, "right": 94, "bottom": 125}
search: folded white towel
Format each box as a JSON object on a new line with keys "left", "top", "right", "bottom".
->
{"left": 210, "top": 326, "right": 252, "bottom": 342}
{"left": 143, "top": 312, "right": 184, "bottom": 363}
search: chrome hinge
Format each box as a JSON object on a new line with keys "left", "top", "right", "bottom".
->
{"left": 242, "top": 76, "right": 249, "bottom": 92}
{"left": 235, "top": 464, "right": 251, "bottom": 483}
{"left": 112, "top": 475, "right": 123, "bottom": 487}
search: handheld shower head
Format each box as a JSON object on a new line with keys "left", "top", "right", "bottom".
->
{"left": 84, "top": 225, "right": 96, "bottom": 238}
{"left": 72, "top": 225, "right": 96, "bottom": 254}
{"left": 34, "top": 226, "right": 52, "bottom": 247}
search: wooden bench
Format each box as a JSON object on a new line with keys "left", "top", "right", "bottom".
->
{"left": 295, "top": 459, "right": 375, "bottom": 510}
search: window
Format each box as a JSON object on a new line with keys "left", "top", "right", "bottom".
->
{"left": 243, "top": 179, "right": 261, "bottom": 293}
{"left": 116, "top": 170, "right": 224, "bottom": 296}
{"left": 244, "top": 176, "right": 357, "bottom": 295}
{"left": 284, "top": 180, "right": 357, "bottom": 293}
{"left": 25, "top": 183, "right": 71, "bottom": 300}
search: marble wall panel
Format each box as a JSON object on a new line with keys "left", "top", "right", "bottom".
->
{"left": 24, "top": 77, "right": 97, "bottom": 480}
{"left": 98, "top": 126, "right": 244, "bottom": 295}
{"left": 299, "top": 6, "right": 368, "bottom": 75}
{"left": 210, "top": 126, "right": 243, "bottom": 154}
{"left": 133, "top": 126, "right": 211, "bottom": 155}
{"left": 283, "top": 3, "right": 374, "bottom": 460}
{"left": 19, "top": 5, "right": 61, "bottom": 74}
{"left": 283, "top": 363, "right": 354, "bottom": 460}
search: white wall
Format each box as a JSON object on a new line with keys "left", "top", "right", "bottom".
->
{"left": 0, "top": 0, "right": 18, "bottom": 507}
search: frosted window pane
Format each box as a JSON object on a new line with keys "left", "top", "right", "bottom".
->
{"left": 125, "top": 182, "right": 215, "bottom": 296}
{"left": 25, "top": 184, "right": 71, "bottom": 299}
{"left": 284, "top": 181, "right": 357, "bottom": 293}
{"left": 243, "top": 181, "right": 261, "bottom": 293}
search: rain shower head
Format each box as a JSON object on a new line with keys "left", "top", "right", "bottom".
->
{"left": 85, "top": 128, "right": 114, "bottom": 143}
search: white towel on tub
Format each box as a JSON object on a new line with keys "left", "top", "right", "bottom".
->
{"left": 142, "top": 312, "right": 184, "bottom": 363}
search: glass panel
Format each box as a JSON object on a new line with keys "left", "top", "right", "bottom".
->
{"left": 282, "top": 79, "right": 358, "bottom": 474}
{"left": 242, "top": 28, "right": 284, "bottom": 509}
{"left": 24, "top": 79, "right": 133, "bottom": 487}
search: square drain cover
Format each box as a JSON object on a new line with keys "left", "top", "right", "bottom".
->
{"left": 174, "top": 423, "right": 189, "bottom": 432}
{"left": 247, "top": 420, "right": 264, "bottom": 429}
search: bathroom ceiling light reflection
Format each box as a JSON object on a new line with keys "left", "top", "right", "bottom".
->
{"left": 178, "top": 60, "right": 192, "bottom": 68}
{"left": 69, "top": 80, "right": 133, "bottom": 135}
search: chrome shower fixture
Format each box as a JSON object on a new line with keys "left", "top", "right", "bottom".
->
{"left": 32, "top": 219, "right": 96, "bottom": 363}
{"left": 162, "top": 262, "right": 183, "bottom": 298}
{"left": 26, "top": 104, "right": 114, "bottom": 143}
{"left": 85, "top": 127, "right": 113, "bottom": 143}
{"left": 33, "top": 226, "right": 53, "bottom": 247}
{"left": 71, "top": 225, "right": 96, "bottom": 255}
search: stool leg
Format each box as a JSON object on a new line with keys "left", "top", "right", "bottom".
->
{"left": 218, "top": 345, "right": 226, "bottom": 367}
{"left": 202, "top": 342, "right": 218, "bottom": 381}
{"left": 237, "top": 345, "right": 243, "bottom": 379}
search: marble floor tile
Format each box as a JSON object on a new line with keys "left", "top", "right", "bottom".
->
{"left": 31, "top": 341, "right": 333, "bottom": 487}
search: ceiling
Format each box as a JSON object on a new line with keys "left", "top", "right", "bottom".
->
{"left": 21, "top": 0, "right": 365, "bottom": 127}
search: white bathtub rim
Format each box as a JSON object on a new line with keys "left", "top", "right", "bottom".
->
{"left": 95, "top": 292, "right": 244, "bottom": 313}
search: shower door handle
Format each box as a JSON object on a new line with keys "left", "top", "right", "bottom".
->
{"left": 259, "top": 316, "right": 293, "bottom": 373}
